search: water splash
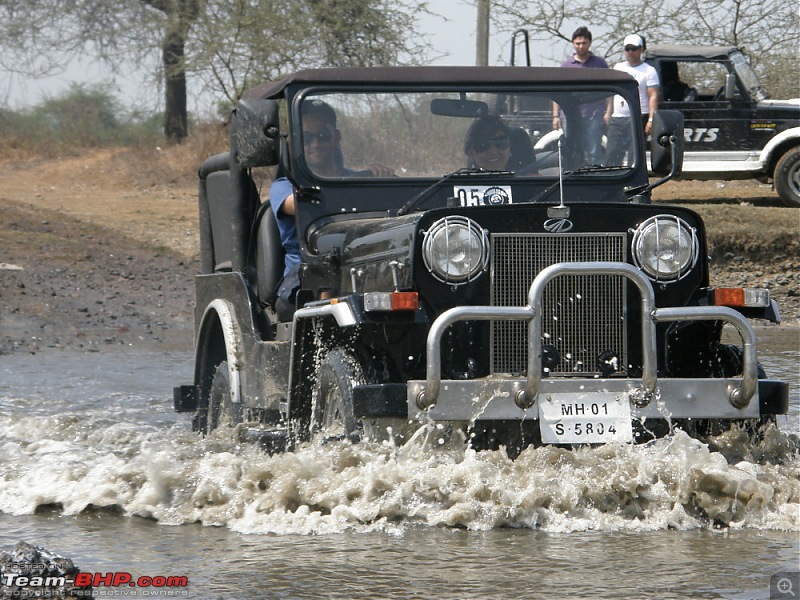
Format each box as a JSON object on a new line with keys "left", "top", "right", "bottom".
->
{"left": 1, "top": 408, "right": 797, "bottom": 535}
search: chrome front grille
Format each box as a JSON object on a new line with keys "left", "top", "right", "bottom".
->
{"left": 491, "top": 233, "right": 628, "bottom": 376}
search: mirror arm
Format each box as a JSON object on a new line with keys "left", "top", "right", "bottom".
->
{"left": 625, "top": 134, "right": 679, "bottom": 198}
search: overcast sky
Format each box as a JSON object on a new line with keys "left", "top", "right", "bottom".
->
{"left": 2, "top": 0, "right": 548, "bottom": 112}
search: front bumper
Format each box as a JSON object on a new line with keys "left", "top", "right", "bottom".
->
{"left": 405, "top": 262, "right": 788, "bottom": 423}
{"left": 405, "top": 377, "right": 787, "bottom": 421}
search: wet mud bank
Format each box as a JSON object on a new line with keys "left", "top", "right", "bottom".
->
{"left": 1, "top": 201, "right": 195, "bottom": 354}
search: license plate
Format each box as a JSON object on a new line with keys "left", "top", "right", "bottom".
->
{"left": 538, "top": 394, "right": 633, "bottom": 444}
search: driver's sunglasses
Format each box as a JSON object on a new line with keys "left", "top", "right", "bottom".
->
{"left": 624, "top": 46, "right": 641, "bottom": 52}
{"left": 303, "top": 126, "right": 334, "bottom": 145}
{"left": 473, "top": 137, "right": 510, "bottom": 153}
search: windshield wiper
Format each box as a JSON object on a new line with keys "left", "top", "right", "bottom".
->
{"left": 526, "top": 165, "right": 628, "bottom": 204}
{"left": 397, "top": 167, "right": 512, "bottom": 216}
{"left": 571, "top": 164, "right": 629, "bottom": 173}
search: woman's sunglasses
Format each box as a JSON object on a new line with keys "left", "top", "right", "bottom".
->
{"left": 473, "top": 137, "right": 510, "bottom": 153}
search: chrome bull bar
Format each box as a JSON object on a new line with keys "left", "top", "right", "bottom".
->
{"left": 415, "top": 262, "right": 758, "bottom": 412}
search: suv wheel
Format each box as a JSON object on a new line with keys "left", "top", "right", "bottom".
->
{"left": 314, "top": 350, "right": 364, "bottom": 443}
{"left": 206, "top": 361, "right": 237, "bottom": 434}
{"left": 775, "top": 147, "right": 800, "bottom": 207}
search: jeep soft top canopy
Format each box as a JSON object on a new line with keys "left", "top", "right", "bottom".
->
{"left": 242, "top": 66, "right": 637, "bottom": 101}
{"left": 646, "top": 45, "right": 741, "bottom": 60}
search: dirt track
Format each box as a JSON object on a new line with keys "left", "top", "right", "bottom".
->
{"left": 0, "top": 149, "right": 797, "bottom": 355}
{"left": 0, "top": 150, "right": 198, "bottom": 354}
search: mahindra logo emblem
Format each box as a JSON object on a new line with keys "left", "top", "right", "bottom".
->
{"left": 543, "top": 218, "right": 574, "bottom": 233}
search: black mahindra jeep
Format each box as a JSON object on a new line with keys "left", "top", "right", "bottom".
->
{"left": 646, "top": 45, "right": 800, "bottom": 207}
{"left": 174, "top": 66, "right": 788, "bottom": 455}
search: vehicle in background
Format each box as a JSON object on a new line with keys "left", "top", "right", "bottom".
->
{"left": 645, "top": 45, "right": 799, "bottom": 207}
{"left": 511, "top": 33, "right": 800, "bottom": 207}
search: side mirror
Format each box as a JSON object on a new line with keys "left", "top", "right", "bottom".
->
{"left": 650, "top": 109, "right": 684, "bottom": 177}
{"left": 231, "top": 99, "right": 280, "bottom": 167}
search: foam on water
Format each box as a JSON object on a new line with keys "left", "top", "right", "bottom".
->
{"left": 1, "top": 405, "right": 798, "bottom": 535}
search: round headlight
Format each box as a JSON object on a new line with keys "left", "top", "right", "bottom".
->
{"left": 422, "top": 216, "right": 489, "bottom": 284}
{"left": 632, "top": 215, "right": 698, "bottom": 282}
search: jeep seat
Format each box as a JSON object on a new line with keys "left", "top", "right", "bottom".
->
{"left": 204, "top": 170, "right": 236, "bottom": 272}
{"left": 199, "top": 159, "right": 261, "bottom": 274}
{"left": 254, "top": 203, "right": 285, "bottom": 307}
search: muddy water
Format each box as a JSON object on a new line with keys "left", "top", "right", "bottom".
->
{"left": 0, "top": 328, "right": 797, "bottom": 599}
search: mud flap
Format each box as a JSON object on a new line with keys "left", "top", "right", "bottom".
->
{"left": 173, "top": 385, "right": 198, "bottom": 412}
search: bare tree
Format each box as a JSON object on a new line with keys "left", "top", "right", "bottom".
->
{"left": 491, "top": 0, "right": 799, "bottom": 97}
{"left": 144, "top": 0, "right": 202, "bottom": 142}
{"left": 0, "top": 0, "right": 195, "bottom": 142}
{"left": 190, "top": 0, "right": 432, "bottom": 112}
{"left": 0, "top": 0, "right": 431, "bottom": 142}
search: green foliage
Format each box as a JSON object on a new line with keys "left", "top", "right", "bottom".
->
{"left": 31, "top": 83, "right": 121, "bottom": 145}
{"left": 0, "top": 83, "right": 165, "bottom": 158}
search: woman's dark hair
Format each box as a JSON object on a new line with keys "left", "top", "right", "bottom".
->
{"left": 463, "top": 115, "right": 511, "bottom": 156}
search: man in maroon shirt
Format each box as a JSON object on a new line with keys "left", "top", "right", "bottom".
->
{"left": 552, "top": 26, "right": 610, "bottom": 165}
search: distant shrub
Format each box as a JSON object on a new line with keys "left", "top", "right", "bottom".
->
{"left": 0, "top": 83, "right": 166, "bottom": 159}
{"left": 32, "top": 83, "right": 121, "bottom": 145}
{"left": 0, "top": 108, "right": 47, "bottom": 156}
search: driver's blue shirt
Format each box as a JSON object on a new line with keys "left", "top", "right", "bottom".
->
{"left": 269, "top": 168, "right": 373, "bottom": 276}
{"left": 268, "top": 177, "right": 300, "bottom": 276}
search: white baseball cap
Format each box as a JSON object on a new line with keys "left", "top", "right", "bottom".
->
{"left": 623, "top": 34, "right": 644, "bottom": 48}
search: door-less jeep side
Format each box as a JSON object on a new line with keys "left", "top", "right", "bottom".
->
{"left": 174, "top": 66, "right": 788, "bottom": 455}
{"left": 646, "top": 45, "right": 800, "bottom": 207}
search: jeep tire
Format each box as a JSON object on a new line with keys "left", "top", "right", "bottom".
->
{"left": 775, "top": 146, "right": 800, "bottom": 207}
{"left": 314, "top": 350, "right": 363, "bottom": 442}
{"left": 206, "top": 360, "right": 237, "bottom": 434}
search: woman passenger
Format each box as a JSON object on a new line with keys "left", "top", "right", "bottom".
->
{"left": 464, "top": 115, "right": 536, "bottom": 173}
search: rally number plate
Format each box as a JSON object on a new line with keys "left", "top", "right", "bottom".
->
{"left": 453, "top": 185, "right": 513, "bottom": 206}
{"left": 538, "top": 394, "right": 633, "bottom": 444}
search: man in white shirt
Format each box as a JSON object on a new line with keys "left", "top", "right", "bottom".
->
{"left": 604, "top": 34, "right": 660, "bottom": 165}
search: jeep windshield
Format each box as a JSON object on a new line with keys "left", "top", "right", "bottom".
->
{"left": 730, "top": 51, "right": 768, "bottom": 101}
{"left": 293, "top": 86, "right": 639, "bottom": 180}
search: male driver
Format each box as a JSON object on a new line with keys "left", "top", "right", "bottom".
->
{"left": 604, "top": 34, "right": 660, "bottom": 165}
{"left": 552, "top": 26, "right": 610, "bottom": 165}
{"left": 269, "top": 99, "right": 392, "bottom": 316}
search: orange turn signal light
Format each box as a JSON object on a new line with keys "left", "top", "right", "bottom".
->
{"left": 711, "top": 287, "right": 770, "bottom": 308}
{"left": 363, "top": 291, "right": 420, "bottom": 312}
{"left": 390, "top": 291, "right": 420, "bottom": 311}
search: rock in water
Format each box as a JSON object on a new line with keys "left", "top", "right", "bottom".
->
{"left": 0, "top": 541, "right": 92, "bottom": 598}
